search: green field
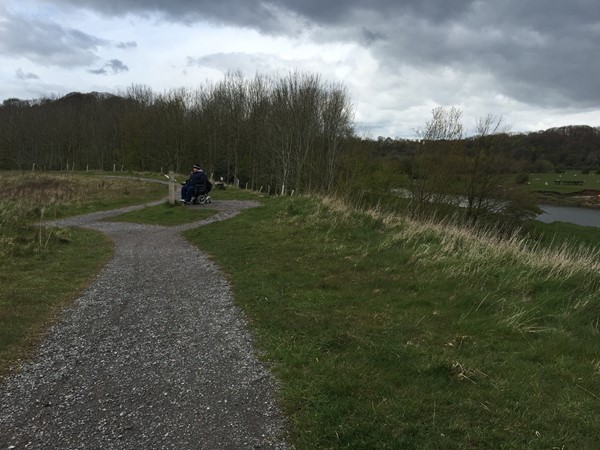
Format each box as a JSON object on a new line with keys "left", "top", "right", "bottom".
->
{"left": 186, "top": 195, "right": 600, "bottom": 449}
{"left": 2, "top": 172, "right": 599, "bottom": 448}
{"left": 524, "top": 170, "right": 600, "bottom": 193}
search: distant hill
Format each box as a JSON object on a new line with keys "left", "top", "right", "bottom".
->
{"left": 367, "top": 124, "right": 600, "bottom": 172}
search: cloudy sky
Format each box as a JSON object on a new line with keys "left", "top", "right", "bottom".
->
{"left": 1, "top": 0, "right": 599, "bottom": 138}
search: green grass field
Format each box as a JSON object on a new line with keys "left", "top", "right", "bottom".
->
{"left": 524, "top": 170, "right": 600, "bottom": 193}
{"left": 2, "top": 172, "right": 599, "bottom": 448}
{"left": 185, "top": 195, "right": 600, "bottom": 449}
{"left": 108, "top": 202, "right": 217, "bottom": 225}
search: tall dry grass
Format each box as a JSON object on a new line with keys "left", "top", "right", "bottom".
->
{"left": 0, "top": 172, "right": 164, "bottom": 256}
{"left": 314, "top": 194, "right": 600, "bottom": 291}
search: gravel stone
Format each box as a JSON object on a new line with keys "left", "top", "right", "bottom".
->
{"left": 0, "top": 198, "right": 289, "bottom": 449}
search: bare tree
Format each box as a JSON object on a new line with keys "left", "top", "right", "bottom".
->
{"left": 409, "top": 106, "right": 464, "bottom": 216}
{"left": 462, "top": 115, "right": 539, "bottom": 225}
{"left": 320, "top": 85, "right": 354, "bottom": 193}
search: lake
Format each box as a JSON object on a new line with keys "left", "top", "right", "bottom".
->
{"left": 536, "top": 205, "right": 600, "bottom": 228}
{"left": 392, "top": 188, "right": 600, "bottom": 228}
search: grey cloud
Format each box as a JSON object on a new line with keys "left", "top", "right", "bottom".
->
{"left": 0, "top": 10, "right": 106, "bottom": 67}
{"left": 16, "top": 68, "right": 40, "bottom": 80}
{"left": 331, "top": 1, "right": 600, "bottom": 108}
{"left": 361, "top": 28, "right": 386, "bottom": 46}
{"left": 31, "top": 1, "right": 600, "bottom": 109}
{"left": 117, "top": 41, "right": 138, "bottom": 49}
{"left": 49, "top": 0, "right": 299, "bottom": 33}
{"left": 89, "top": 59, "right": 129, "bottom": 75}
{"left": 47, "top": 0, "right": 471, "bottom": 27}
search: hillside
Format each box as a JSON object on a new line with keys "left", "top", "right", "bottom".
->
{"left": 186, "top": 194, "right": 600, "bottom": 449}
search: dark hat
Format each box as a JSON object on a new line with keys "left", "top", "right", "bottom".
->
{"left": 193, "top": 164, "right": 201, "bottom": 170}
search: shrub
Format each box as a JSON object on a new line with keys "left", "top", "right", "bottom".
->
{"left": 515, "top": 173, "right": 529, "bottom": 184}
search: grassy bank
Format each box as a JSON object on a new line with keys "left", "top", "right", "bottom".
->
{"left": 0, "top": 171, "right": 167, "bottom": 376}
{"left": 185, "top": 194, "right": 600, "bottom": 449}
{"left": 526, "top": 220, "right": 600, "bottom": 253}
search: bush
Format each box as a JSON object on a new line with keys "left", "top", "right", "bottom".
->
{"left": 515, "top": 173, "right": 529, "bottom": 184}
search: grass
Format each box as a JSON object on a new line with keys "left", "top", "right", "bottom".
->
{"left": 525, "top": 220, "right": 600, "bottom": 253}
{"left": 0, "top": 171, "right": 167, "bottom": 376}
{"left": 0, "top": 170, "right": 168, "bottom": 220}
{"left": 105, "top": 183, "right": 257, "bottom": 225}
{"left": 184, "top": 194, "right": 600, "bottom": 449}
{"left": 2, "top": 172, "right": 599, "bottom": 447}
{"left": 523, "top": 171, "right": 600, "bottom": 208}
{"left": 524, "top": 170, "right": 600, "bottom": 194}
{"left": 0, "top": 229, "right": 113, "bottom": 375}
{"left": 108, "top": 202, "right": 217, "bottom": 225}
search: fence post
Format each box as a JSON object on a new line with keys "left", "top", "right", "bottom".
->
{"left": 168, "top": 171, "right": 176, "bottom": 206}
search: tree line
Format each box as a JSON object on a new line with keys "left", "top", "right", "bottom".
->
{"left": 3, "top": 71, "right": 597, "bottom": 228}
{"left": 370, "top": 125, "right": 600, "bottom": 174}
{"left": 0, "top": 71, "right": 354, "bottom": 195}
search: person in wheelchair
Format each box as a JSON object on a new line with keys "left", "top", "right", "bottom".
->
{"left": 180, "top": 164, "right": 211, "bottom": 204}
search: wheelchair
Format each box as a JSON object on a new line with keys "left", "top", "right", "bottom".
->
{"left": 189, "top": 181, "right": 212, "bottom": 205}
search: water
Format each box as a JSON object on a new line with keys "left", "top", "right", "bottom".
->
{"left": 536, "top": 205, "right": 600, "bottom": 227}
{"left": 393, "top": 188, "right": 600, "bottom": 228}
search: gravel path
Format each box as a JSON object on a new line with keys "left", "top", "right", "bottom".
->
{"left": 0, "top": 198, "right": 289, "bottom": 449}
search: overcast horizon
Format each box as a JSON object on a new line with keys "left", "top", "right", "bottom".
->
{"left": 1, "top": 0, "right": 599, "bottom": 139}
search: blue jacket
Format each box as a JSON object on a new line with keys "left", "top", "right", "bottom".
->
{"left": 185, "top": 170, "right": 207, "bottom": 187}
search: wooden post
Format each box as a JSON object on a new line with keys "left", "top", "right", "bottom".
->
{"left": 168, "top": 171, "right": 175, "bottom": 206}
